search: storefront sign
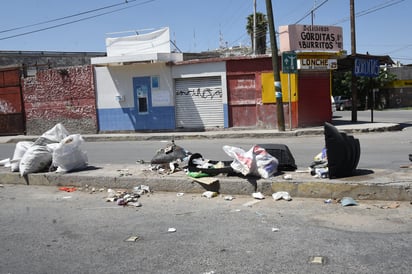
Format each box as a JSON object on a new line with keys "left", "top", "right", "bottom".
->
{"left": 279, "top": 24, "right": 343, "bottom": 52}
{"left": 354, "top": 58, "right": 379, "bottom": 77}
{"left": 298, "top": 58, "right": 337, "bottom": 70}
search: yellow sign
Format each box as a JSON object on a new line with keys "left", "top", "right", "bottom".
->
{"left": 261, "top": 72, "right": 297, "bottom": 103}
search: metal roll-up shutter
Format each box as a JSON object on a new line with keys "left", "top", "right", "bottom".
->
{"left": 175, "top": 76, "right": 223, "bottom": 128}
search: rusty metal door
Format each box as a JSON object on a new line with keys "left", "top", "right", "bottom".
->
{"left": 227, "top": 74, "right": 257, "bottom": 127}
{"left": 0, "top": 67, "right": 25, "bottom": 135}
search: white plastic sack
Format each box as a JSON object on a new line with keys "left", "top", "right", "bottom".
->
{"left": 52, "top": 134, "right": 88, "bottom": 173}
{"left": 33, "top": 123, "right": 69, "bottom": 145}
{"left": 19, "top": 145, "right": 53, "bottom": 176}
{"left": 223, "top": 145, "right": 278, "bottom": 178}
{"left": 10, "top": 141, "right": 34, "bottom": 172}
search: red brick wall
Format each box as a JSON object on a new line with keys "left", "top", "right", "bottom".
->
{"left": 22, "top": 65, "right": 97, "bottom": 135}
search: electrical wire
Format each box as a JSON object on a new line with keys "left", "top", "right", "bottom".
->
{"left": 0, "top": 0, "right": 155, "bottom": 41}
{"left": 0, "top": 0, "right": 140, "bottom": 34}
{"left": 331, "top": 0, "right": 405, "bottom": 25}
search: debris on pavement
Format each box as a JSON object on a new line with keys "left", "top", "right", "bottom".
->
{"left": 105, "top": 188, "right": 142, "bottom": 207}
{"left": 224, "top": 195, "right": 235, "bottom": 201}
{"left": 167, "top": 227, "right": 177, "bottom": 233}
{"left": 133, "top": 185, "right": 151, "bottom": 195}
{"left": 340, "top": 197, "right": 359, "bottom": 207}
{"left": 252, "top": 192, "right": 265, "bottom": 200}
{"left": 202, "top": 191, "right": 218, "bottom": 199}
{"left": 374, "top": 201, "right": 401, "bottom": 209}
{"left": 58, "top": 187, "right": 77, "bottom": 192}
{"left": 117, "top": 169, "right": 132, "bottom": 176}
{"left": 271, "top": 227, "right": 280, "bottom": 232}
{"left": 150, "top": 139, "right": 191, "bottom": 167}
{"left": 272, "top": 191, "right": 292, "bottom": 201}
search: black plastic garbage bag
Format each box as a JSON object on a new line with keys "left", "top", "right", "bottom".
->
{"left": 150, "top": 141, "right": 191, "bottom": 165}
{"left": 324, "top": 122, "right": 360, "bottom": 178}
{"left": 257, "top": 144, "right": 297, "bottom": 171}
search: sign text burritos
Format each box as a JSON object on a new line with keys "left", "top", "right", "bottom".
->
{"left": 279, "top": 24, "right": 343, "bottom": 52}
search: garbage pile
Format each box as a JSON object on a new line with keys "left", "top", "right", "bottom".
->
{"left": 309, "top": 122, "right": 361, "bottom": 179}
{"left": 1, "top": 123, "right": 88, "bottom": 176}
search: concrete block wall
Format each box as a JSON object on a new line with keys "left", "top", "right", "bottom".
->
{"left": 22, "top": 65, "right": 98, "bottom": 135}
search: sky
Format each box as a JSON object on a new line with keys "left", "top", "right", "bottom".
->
{"left": 1, "top": 0, "right": 411, "bottom": 64}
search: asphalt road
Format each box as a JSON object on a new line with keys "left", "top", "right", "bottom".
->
{"left": 0, "top": 184, "right": 411, "bottom": 274}
{"left": 0, "top": 110, "right": 411, "bottom": 170}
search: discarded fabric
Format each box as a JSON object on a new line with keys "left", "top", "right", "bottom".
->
{"left": 340, "top": 197, "right": 358, "bottom": 207}
{"left": 252, "top": 192, "right": 265, "bottom": 200}
{"left": 202, "top": 191, "right": 218, "bottom": 199}
{"left": 272, "top": 191, "right": 292, "bottom": 201}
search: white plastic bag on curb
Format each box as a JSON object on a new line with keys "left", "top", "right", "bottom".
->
{"left": 33, "top": 123, "right": 69, "bottom": 146}
{"left": 10, "top": 141, "right": 34, "bottom": 172}
{"left": 52, "top": 134, "right": 88, "bottom": 173}
{"left": 223, "top": 145, "right": 278, "bottom": 178}
{"left": 19, "top": 145, "right": 53, "bottom": 176}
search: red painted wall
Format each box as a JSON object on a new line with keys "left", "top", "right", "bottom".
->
{"left": 297, "top": 71, "right": 332, "bottom": 127}
{"left": 227, "top": 57, "right": 282, "bottom": 128}
{"left": 22, "top": 65, "right": 97, "bottom": 135}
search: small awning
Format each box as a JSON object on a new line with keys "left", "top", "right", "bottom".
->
{"left": 91, "top": 52, "right": 183, "bottom": 66}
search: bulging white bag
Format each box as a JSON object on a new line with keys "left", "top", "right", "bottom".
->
{"left": 19, "top": 145, "right": 53, "bottom": 176}
{"left": 52, "top": 134, "right": 88, "bottom": 173}
{"left": 10, "top": 141, "right": 34, "bottom": 172}
{"left": 223, "top": 145, "right": 278, "bottom": 179}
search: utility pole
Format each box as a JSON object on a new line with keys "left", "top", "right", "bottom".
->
{"left": 350, "top": 0, "right": 357, "bottom": 122}
{"left": 253, "top": 0, "right": 257, "bottom": 55}
{"left": 265, "top": 0, "right": 285, "bottom": 131}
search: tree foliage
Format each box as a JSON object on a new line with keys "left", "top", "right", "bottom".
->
{"left": 332, "top": 69, "right": 397, "bottom": 107}
{"left": 246, "top": 12, "right": 268, "bottom": 54}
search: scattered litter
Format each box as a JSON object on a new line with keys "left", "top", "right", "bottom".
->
{"left": 374, "top": 202, "right": 400, "bottom": 209}
{"left": 118, "top": 169, "right": 132, "bottom": 176}
{"left": 187, "top": 171, "right": 210, "bottom": 178}
{"left": 202, "top": 271, "right": 215, "bottom": 274}
{"left": 128, "top": 201, "right": 142, "bottom": 207}
{"left": 313, "top": 167, "right": 329, "bottom": 178}
{"left": 106, "top": 189, "right": 141, "bottom": 207}
{"left": 324, "top": 199, "right": 332, "bottom": 204}
{"left": 283, "top": 174, "right": 293, "bottom": 180}
{"left": 224, "top": 195, "right": 235, "bottom": 201}
{"left": 62, "top": 196, "right": 72, "bottom": 199}
{"left": 59, "top": 187, "right": 77, "bottom": 192}
{"left": 150, "top": 140, "right": 190, "bottom": 166}
{"left": 272, "top": 191, "right": 292, "bottom": 201}
{"left": 309, "top": 256, "right": 326, "bottom": 265}
{"left": 242, "top": 200, "right": 261, "bottom": 207}
{"left": 125, "top": 236, "right": 140, "bottom": 242}
{"left": 168, "top": 227, "right": 177, "bottom": 233}
{"left": 252, "top": 192, "right": 265, "bottom": 200}
{"left": 271, "top": 227, "right": 280, "bottom": 232}
{"left": 202, "top": 191, "right": 218, "bottom": 199}
{"left": 133, "top": 185, "right": 151, "bottom": 195}
{"left": 341, "top": 197, "right": 358, "bottom": 207}
{"left": 176, "top": 192, "right": 184, "bottom": 197}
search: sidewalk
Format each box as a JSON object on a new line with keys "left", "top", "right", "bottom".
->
{"left": 1, "top": 121, "right": 411, "bottom": 201}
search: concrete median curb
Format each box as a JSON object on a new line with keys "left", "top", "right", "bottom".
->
{"left": 1, "top": 165, "right": 411, "bottom": 201}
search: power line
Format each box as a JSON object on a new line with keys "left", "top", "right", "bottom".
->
{"left": 0, "top": 0, "right": 139, "bottom": 34}
{"left": 294, "top": 0, "right": 329, "bottom": 24}
{"left": 331, "top": 0, "right": 405, "bottom": 25}
{"left": 0, "top": 0, "right": 155, "bottom": 41}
